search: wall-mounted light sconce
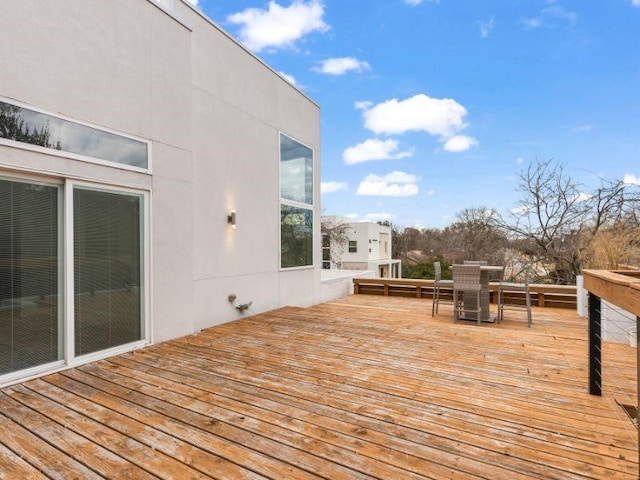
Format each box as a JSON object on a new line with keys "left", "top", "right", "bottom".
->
{"left": 227, "top": 210, "right": 236, "bottom": 228}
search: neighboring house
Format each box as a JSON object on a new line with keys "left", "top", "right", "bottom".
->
{"left": 322, "top": 217, "right": 401, "bottom": 278}
{"left": 0, "top": 0, "right": 320, "bottom": 386}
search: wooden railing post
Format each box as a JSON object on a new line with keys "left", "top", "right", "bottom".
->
{"left": 588, "top": 292, "right": 602, "bottom": 396}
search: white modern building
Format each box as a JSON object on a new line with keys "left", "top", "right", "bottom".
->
{"left": 322, "top": 217, "right": 401, "bottom": 278}
{"left": 0, "top": 0, "right": 321, "bottom": 386}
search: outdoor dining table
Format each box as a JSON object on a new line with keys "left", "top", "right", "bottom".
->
{"left": 458, "top": 265, "right": 504, "bottom": 322}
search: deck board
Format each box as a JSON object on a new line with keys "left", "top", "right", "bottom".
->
{"left": 1, "top": 295, "right": 637, "bottom": 479}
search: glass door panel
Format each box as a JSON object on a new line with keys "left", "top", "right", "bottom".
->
{"left": 74, "top": 188, "right": 143, "bottom": 356}
{"left": 0, "top": 178, "right": 61, "bottom": 375}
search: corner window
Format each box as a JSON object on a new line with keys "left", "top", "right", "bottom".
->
{"left": 348, "top": 241, "right": 357, "bottom": 253}
{"left": 280, "top": 133, "right": 313, "bottom": 268}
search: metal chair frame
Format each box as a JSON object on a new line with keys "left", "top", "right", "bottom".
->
{"left": 431, "top": 261, "right": 453, "bottom": 316}
{"left": 497, "top": 270, "right": 532, "bottom": 327}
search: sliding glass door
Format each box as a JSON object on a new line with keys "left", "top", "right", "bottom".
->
{"left": 0, "top": 178, "right": 62, "bottom": 375}
{"left": 74, "top": 187, "right": 143, "bottom": 356}
{"left": 0, "top": 176, "right": 146, "bottom": 380}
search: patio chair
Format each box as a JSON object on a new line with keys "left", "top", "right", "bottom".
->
{"left": 497, "top": 269, "right": 532, "bottom": 327}
{"left": 431, "top": 261, "right": 454, "bottom": 316}
{"left": 452, "top": 264, "right": 482, "bottom": 324}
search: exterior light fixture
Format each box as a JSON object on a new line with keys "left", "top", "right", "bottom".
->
{"left": 227, "top": 210, "right": 236, "bottom": 227}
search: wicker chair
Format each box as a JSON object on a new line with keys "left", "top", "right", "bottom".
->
{"left": 452, "top": 264, "right": 482, "bottom": 324}
{"left": 497, "top": 269, "right": 532, "bottom": 327}
{"left": 431, "top": 261, "right": 454, "bottom": 316}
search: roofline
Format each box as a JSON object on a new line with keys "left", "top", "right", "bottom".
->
{"left": 178, "top": 0, "right": 320, "bottom": 109}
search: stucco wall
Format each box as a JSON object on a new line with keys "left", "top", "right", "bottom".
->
{"left": 180, "top": 2, "right": 321, "bottom": 330}
{"left": 0, "top": 0, "right": 321, "bottom": 353}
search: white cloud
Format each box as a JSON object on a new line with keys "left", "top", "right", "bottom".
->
{"left": 443, "top": 135, "right": 478, "bottom": 152}
{"left": 543, "top": 5, "right": 577, "bottom": 23}
{"left": 361, "top": 94, "right": 468, "bottom": 138}
{"left": 510, "top": 205, "right": 531, "bottom": 215}
{"left": 426, "top": 189, "right": 435, "bottom": 196}
{"left": 575, "top": 192, "right": 592, "bottom": 202}
{"left": 356, "top": 171, "right": 419, "bottom": 197}
{"left": 343, "top": 138, "right": 413, "bottom": 165}
{"left": 355, "top": 101, "right": 373, "bottom": 110}
{"left": 522, "top": 4, "right": 577, "bottom": 29}
{"left": 364, "top": 213, "right": 393, "bottom": 222}
{"left": 344, "top": 213, "right": 359, "bottom": 219}
{"left": 633, "top": 0, "right": 640, "bottom": 6}
{"left": 314, "top": 57, "right": 370, "bottom": 75}
{"left": 278, "top": 71, "right": 297, "bottom": 85}
{"left": 479, "top": 17, "right": 495, "bottom": 38}
{"left": 572, "top": 124, "right": 592, "bottom": 132}
{"left": 404, "top": 0, "right": 439, "bottom": 5}
{"left": 623, "top": 174, "right": 640, "bottom": 185}
{"left": 227, "top": 0, "right": 329, "bottom": 52}
{"left": 321, "top": 181, "right": 348, "bottom": 194}
{"left": 516, "top": 157, "right": 525, "bottom": 164}
{"left": 521, "top": 17, "right": 542, "bottom": 29}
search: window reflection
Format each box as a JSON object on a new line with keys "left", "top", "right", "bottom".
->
{"left": 0, "top": 101, "right": 148, "bottom": 169}
{"left": 280, "top": 205, "right": 313, "bottom": 268}
{"left": 280, "top": 134, "right": 313, "bottom": 204}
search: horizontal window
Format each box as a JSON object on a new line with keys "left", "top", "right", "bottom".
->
{"left": 0, "top": 100, "right": 148, "bottom": 169}
{"left": 348, "top": 241, "right": 357, "bottom": 253}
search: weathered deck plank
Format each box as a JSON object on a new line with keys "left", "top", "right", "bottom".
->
{"left": 1, "top": 295, "right": 637, "bottom": 479}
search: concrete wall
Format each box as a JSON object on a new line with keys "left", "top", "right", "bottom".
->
{"left": 0, "top": 0, "right": 320, "bottom": 355}
{"left": 320, "top": 270, "right": 376, "bottom": 303}
{"left": 340, "top": 222, "right": 392, "bottom": 264}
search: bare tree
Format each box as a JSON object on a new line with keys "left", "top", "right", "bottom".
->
{"left": 443, "top": 207, "right": 507, "bottom": 265}
{"left": 497, "top": 159, "right": 640, "bottom": 283}
{"left": 321, "top": 216, "right": 351, "bottom": 268}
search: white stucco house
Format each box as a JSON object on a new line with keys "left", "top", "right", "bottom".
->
{"left": 322, "top": 217, "right": 401, "bottom": 278}
{"left": 0, "top": 0, "right": 321, "bottom": 386}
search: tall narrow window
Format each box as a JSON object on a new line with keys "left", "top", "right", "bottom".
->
{"left": 280, "top": 133, "right": 314, "bottom": 268}
{"left": 322, "top": 234, "right": 331, "bottom": 269}
{"left": 0, "top": 178, "right": 61, "bottom": 375}
{"left": 74, "top": 188, "right": 143, "bottom": 356}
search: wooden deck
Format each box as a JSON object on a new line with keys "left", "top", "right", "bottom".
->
{"left": 1, "top": 295, "right": 638, "bottom": 479}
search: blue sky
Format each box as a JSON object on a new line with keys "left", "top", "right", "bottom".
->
{"left": 192, "top": 0, "right": 640, "bottom": 228}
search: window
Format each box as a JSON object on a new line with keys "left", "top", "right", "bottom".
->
{"left": 348, "top": 241, "right": 357, "bottom": 253}
{"left": 280, "top": 206, "right": 313, "bottom": 268}
{"left": 0, "top": 100, "right": 149, "bottom": 170}
{"left": 74, "top": 188, "right": 144, "bottom": 356}
{"left": 280, "top": 133, "right": 313, "bottom": 268}
{"left": 0, "top": 175, "right": 146, "bottom": 382}
{"left": 322, "top": 234, "right": 331, "bottom": 269}
{"left": 0, "top": 177, "right": 62, "bottom": 375}
{"left": 280, "top": 133, "right": 313, "bottom": 204}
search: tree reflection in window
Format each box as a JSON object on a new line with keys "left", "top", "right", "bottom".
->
{"left": 0, "top": 100, "right": 148, "bottom": 169}
{"left": 280, "top": 205, "right": 313, "bottom": 268}
{"left": 0, "top": 103, "right": 61, "bottom": 150}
